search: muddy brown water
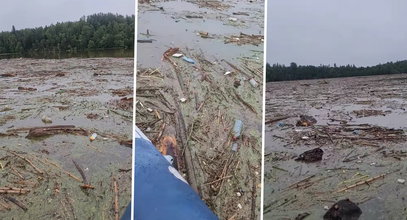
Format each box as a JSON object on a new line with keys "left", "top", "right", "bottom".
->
{"left": 264, "top": 74, "right": 407, "bottom": 219}
{"left": 0, "top": 58, "right": 133, "bottom": 219}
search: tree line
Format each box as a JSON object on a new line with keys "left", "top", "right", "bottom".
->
{"left": 266, "top": 60, "right": 407, "bottom": 82}
{"left": 0, "top": 13, "right": 134, "bottom": 54}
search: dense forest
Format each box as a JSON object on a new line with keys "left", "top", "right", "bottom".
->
{"left": 266, "top": 60, "right": 407, "bottom": 82}
{"left": 0, "top": 13, "right": 134, "bottom": 54}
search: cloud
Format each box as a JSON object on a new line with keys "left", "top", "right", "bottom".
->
{"left": 0, "top": 0, "right": 134, "bottom": 32}
{"left": 267, "top": 0, "right": 407, "bottom": 66}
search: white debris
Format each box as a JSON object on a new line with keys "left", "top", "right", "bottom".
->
{"left": 236, "top": 192, "right": 242, "bottom": 197}
{"left": 172, "top": 53, "right": 183, "bottom": 58}
{"left": 324, "top": 205, "right": 329, "bottom": 210}
{"left": 224, "top": 71, "right": 232, "bottom": 76}
{"left": 249, "top": 78, "right": 258, "bottom": 87}
{"left": 89, "top": 133, "right": 97, "bottom": 141}
{"left": 229, "top": 17, "right": 238, "bottom": 22}
{"left": 237, "top": 203, "right": 242, "bottom": 209}
{"left": 397, "top": 179, "right": 405, "bottom": 184}
{"left": 180, "top": 98, "right": 187, "bottom": 103}
{"left": 41, "top": 116, "right": 52, "bottom": 124}
{"left": 164, "top": 155, "right": 174, "bottom": 164}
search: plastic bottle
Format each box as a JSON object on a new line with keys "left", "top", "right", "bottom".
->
{"left": 232, "top": 120, "right": 243, "bottom": 140}
{"left": 89, "top": 133, "right": 97, "bottom": 141}
{"left": 231, "top": 143, "right": 239, "bottom": 152}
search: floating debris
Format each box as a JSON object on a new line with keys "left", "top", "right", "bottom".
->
{"left": 17, "top": 87, "right": 37, "bottom": 91}
{"left": 295, "top": 148, "right": 323, "bottom": 162}
{"left": 296, "top": 115, "right": 317, "bottom": 127}
{"left": 295, "top": 212, "right": 310, "bottom": 220}
{"left": 182, "top": 56, "right": 195, "bottom": 64}
{"left": 232, "top": 119, "right": 243, "bottom": 140}
{"left": 224, "top": 33, "right": 264, "bottom": 46}
{"left": 232, "top": 12, "right": 250, "bottom": 16}
{"left": 137, "top": 39, "right": 153, "bottom": 43}
{"left": 186, "top": 15, "right": 203, "bottom": 19}
{"left": 89, "top": 133, "right": 97, "bottom": 141}
{"left": 172, "top": 53, "right": 183, "bottom": 58}
{"left": 41, "top": 116, "right": 52, "bottom": 124}
{"left": 323, "top": 199, "right": 362, "bottom": 220}
{"left": 249, "top": 78, "right": 258, "bottom": 87}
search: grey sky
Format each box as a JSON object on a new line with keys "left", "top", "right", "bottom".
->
{"left": 267, "top": 0, "right": 407, "bottom": 66}
{"left": 0, "top": 0, "right": 134, "bottom": 32}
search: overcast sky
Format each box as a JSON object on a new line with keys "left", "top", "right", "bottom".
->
{"left": 0, "top": 0, "right": 134, "bottom": 32}
{"left": 267, "top": 0, "right": 407, "bottom": 66}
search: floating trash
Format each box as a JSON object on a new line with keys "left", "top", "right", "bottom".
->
{"left": 182, "top": 56, "right": 195, "bottom": 64}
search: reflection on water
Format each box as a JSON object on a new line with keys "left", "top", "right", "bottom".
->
{"left": 0, "top": 48, "right": 134, "bottom": 59}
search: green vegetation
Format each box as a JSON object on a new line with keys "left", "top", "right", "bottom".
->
{"left": 266, "top": 60, "right": 407, "bottom": 82}
{"left": 0, "top": 13, "right": 134, "bottom": 54}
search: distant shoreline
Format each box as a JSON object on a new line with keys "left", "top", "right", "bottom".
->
{"left": 266, "top": 60, "right": 407, "bottom": 82}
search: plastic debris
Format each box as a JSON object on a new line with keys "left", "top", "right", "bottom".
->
{"left": 89, "top": 133, "right": 97, "bottom": 141}
{"left": 231, "top": 143, "right": 238, "bottom": 152}
{"left": 232, "top": 120, "right": 243, "bottom": 140}
{"left": 237, "top": 203, "right": 242, "bottom": 209}
{"left": 164, "top": 155, "right": 174, "bottom": 165}
{"left": 172, "top": 53, "right": 183, "bottom": 58}
{"left": 41, "top": 116, "right": 52, "bottom": 124}
{"left": 224, "top": 71, "right": 232, "bottom": 76}
{"left": 397, "top": 178, "right": 405, "bottom": 184}
{"left": 249, "top": 78, "right": 258, "bottom": 87}
{"left": 228, "top": 17, "right": 238, "bottom": 22}
{"left": 182, "top": 56, "right": 195, "bottom": 64}
{"left": 352, "top": 130, "right": 360, "bottom": 135}
{"left": 179, "top": 98, "right": 187, "bottom": 103}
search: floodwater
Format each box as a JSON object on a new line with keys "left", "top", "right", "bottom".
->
{"left": 0, "top": 58, "right": 133, "bottom": 219}
{"left": 264, "top": 74, "right": 407, "bottom": 219}
{"left": 137, "top": 0, "right": 264, "bottom": 67}
{"left": 136, "top": 0, "right": 264, "bottom": 219}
